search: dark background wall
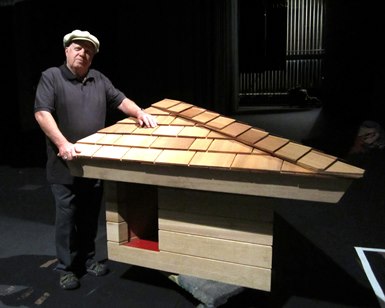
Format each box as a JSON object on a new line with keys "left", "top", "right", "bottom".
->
{"left": 1, "top": 0, "right": 384, "bottom": 165}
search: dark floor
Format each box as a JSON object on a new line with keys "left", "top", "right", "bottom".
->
{"left": 0, "top": 127, "right": 384, "bottom": 308}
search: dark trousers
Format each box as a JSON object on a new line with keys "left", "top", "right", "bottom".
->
{"left": 51, "top": 178, "right": 103, "bottom": 272}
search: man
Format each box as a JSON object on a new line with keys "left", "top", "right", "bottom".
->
{"left": 34, "top": 29, "right": 157, "bottom": 290}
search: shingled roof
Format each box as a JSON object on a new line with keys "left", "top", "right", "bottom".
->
{"left": 74, "top": 98, "right": 364, "bottom": 179}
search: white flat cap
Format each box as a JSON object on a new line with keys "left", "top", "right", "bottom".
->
{"left": 63, "top": 29, "right": 100, "bottom": 53}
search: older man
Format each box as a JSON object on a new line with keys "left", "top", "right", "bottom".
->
{"left": 34, "top": 29, "right": 157, "bottom": 290}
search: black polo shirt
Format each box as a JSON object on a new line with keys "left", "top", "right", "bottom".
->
{"left": 34, "top": 64, "right": 126, "bottom": 184}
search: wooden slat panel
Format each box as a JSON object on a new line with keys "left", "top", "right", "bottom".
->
{"left": 152, "top": 98, "right": 181, "bottom": 109}
{"left": 155, "top": 150, "right": 196, "bottom": 165}
{"left": 207, "top": 131, "right": 229, "bottom": 139}
{"left": 93, "top": 145, "right": 129, "bottom": 159}
{"left": 97, "top": 134, "right": 122, "bottom": 145}
{"left": 254, "top": 135, "right": 289, "bottom": 152}
{"left": 237, "top": 128, "right": 269, "bottom": 144}
{"left": 252, "top": 148, "right": 268, "bottom": 154}
{"left": 154, "top": 115, "right": 176, "bottom": 125}
{"left": 159, "top": 230, "right": 272, "bottom": 268}
{"left": 150, "top": 136, "right": 195, "bottom": 150}
{"left": 178, "top": 126, "right": 211, "bottom": 138}
{"left": 170, "top": 118, "right": 196, "bottom": 126}
{"left": 189, "top": 138, "right": 214, "bottom": 151}
{"left": 152, "top": 125, "right": 184, "bottom": 136}
{"left": 208, "top": 139, "right": 253, "bottom": 153}
{"left": 159, "top": 209, "right": 273, "bottom": 245}
{"left": 168, "top": 102, "right": 193, "bottom": 113}
{"left": 75, "top": 144, "right": 102, "bottom": 157}
{"left": 192, "top": 111, "right": 220, "bottom": 124}
{"left": 158, "top": 188, "right": 274, "bottom": 223}
{"left": 324, "top": 161, "right": 365, "bottom": 178}
{"left": 106, "top": 123, "right": 138, "bottom": 134}
{"left": 122, "top": 148, "right": 162, "bottom": 162}
{"left": 131, "top": 126, "right": 158, "bottom": 135}
{"left": 206, "top": 116, "right": 235, "bottom": 129}
{"left": 297, "top": 150, "right": 337, "bottom": 171}
{"left": 231, "top": 154, "right": 283, "bottom": 172}
{"left": 113, "top": 135, "right": 157, "bottom": 147}
{"left": 180, "top": 106, "right": 206, "bottom": 118}
{"left": 107, "top": 242, "right": 271, "bottom": 291}
{"left": 281, "top": 161, "right": 315, "bottom": 174}
{"left": 220, "top": 122, "right": 252, "bottom": 137}
{"left": 77, "top": 133, "right": 105, "bottom": 144}
{"left": 190, "top": 152, "right": 236, "bottom": 168}
{"left": 274, "top": 142, "right": 312, "bottom": 161}
{"left": 98, "top": 124, "right": 121, "bottom": 133}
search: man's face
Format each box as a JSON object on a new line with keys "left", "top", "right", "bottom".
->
{"left": 65, "top": 40, "right": 96, "bottom": 75}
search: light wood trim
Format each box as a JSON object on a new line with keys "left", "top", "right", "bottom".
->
{"left": 104, "top": 181, "right": 127, "bottom": 223}
{"left": 68, "top": 159, "right": 351, "bottom": 203}
{"left": 106, "top": 221, "right": 128, "bottom": 243}
{"left": 107, "top": 242, "right": 271, "bottom": 291}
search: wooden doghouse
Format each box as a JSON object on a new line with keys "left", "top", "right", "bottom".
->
{"left": 68, "top": 99, "right": 364, "bottom": 292}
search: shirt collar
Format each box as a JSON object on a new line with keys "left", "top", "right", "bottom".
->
{"left": 60, "top": 63, "right": 95, "bottom": 83}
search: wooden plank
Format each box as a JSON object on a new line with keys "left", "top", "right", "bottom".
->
{"left": 158, "top": 188, "right": 274, "bottom": 223}
{"left": 220, "top": 122, "right": 252, "bottom": 137}
{"left": 159, "top": 210, "right": 273, "bottom": 245}
{"left": 68, "top": 160, "right": 350, "bottom": 203}
{"left": 152, "top": 125, "right": 185, "bottom": 136}
{"left": 154, "top": 115, "right": 176, "bottom": 125}
{"left": 178, "top": 126, "right": 211, "bottom": 138}
{"left": 231, "top": 154, "right": 283, "bottom": 172}
{"left": 97, "top": 134, "right": 123, "bottom": 145}
{"left": 168, "top": 102, "right": 194, "bottom": 113}
{"left": 208, "top": 139, "right": 253, "bottom": 154}
{"left": 254, "top": 135, "right": 289, "bottom": 152}
{"left": 192, "top": 111, "right": 220, "bottom": 124}
{"left": 298, "top": 150, "right": 337, "bottom": 171}
{"left": 143, "top": 107, "right": 169, "bottom": 115}
{"left": 104, "top": 181, "right": 127, "bottom": 223}
{"left": 324, "top": 160, "right": 365, "bottom": 178}
{"left": 274, "top": 142, "right": 312, "bottom": 162}
{"left": 122, "top": 148, "right": 162, "bottom": 163}
{"left": 152, "top": 98, "right": 181, "bottom": 109}
{"left": 159, "top": 230, "right": 272, "bottom": 268}
{"left": 113, "top": 134, "right": 157, "bottom": 147}
{"left": 151, "top": 136, "right": 195, "bottom": 150}
{"left": 170, "top": 117, "right": 196, "bottom": 126}
{"left": 180, "top": 106, "right": 206, "bottom": 118}
{"left": 189, "top": 138, "right": 214, "bottom": 151}
{"left": 237, "top": 128, "right": 269, "bottom": 145}
{"left": 189, "top": 151, "right": 236, "bottom": 168}
{"left": 206, "top": 116, "right": 236, "bottom": 129}
{"left": 155, "top": 149, "right": 196, "bottom": 165}
{"left": 107, "top": 242, "right": 271, "bottom": 291}
{"left": 131, "top": 126, "right": 158, "bottom": 135}
{"left": 93, "top": 145, "right": 129, "bottom": 159}
{"left": 107, "top": 221, "right": 128, "bottom": 243}
{"left": 74, "top": 143, "right": 102, "bottom": 157}
{"left": 77, "top": 132, "right": 105, "bottom": 144}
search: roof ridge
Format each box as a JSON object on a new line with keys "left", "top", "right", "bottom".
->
{"left": 150, "top": 98, "right": 364, "bottom": 178}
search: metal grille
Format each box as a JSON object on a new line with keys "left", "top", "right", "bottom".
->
{"left": 239, "top": 0, "right": 325, "bottom": 97}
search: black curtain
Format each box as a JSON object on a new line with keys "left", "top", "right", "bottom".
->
{"left": 112, "top": 0, "right": 235, "bottom": 115}
{"left": 1, "top": 0, "right": 236, "bottom": 135}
